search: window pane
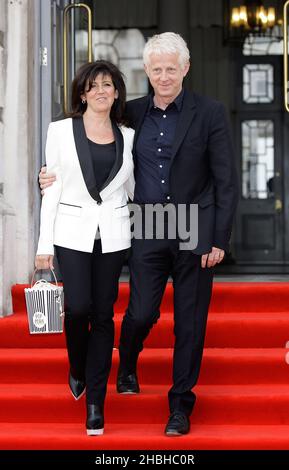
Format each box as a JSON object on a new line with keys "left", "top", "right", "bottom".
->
{"left": 243, "top": 26, "right": 283, "bottom": 56}
{"left": 243, "top": 64, "right": 274, "bottom": 103}
{"left": 242, "top": 120, "right": 274, "bottom": 199}
{"left": 75, "top": 28, "right": 148, "bottom": 100}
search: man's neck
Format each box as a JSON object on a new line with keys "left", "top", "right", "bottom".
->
{"left": 153, "top": 88, "right": 182, "bottom": 110}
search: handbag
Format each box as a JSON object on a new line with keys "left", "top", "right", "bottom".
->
{"left": 24, "top": 268, "right": 64, "bottom": 334}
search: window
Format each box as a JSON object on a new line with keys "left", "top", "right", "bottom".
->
{"left": 243, "top": 26, "right": 283, "bottom": 56}
{"left": 242, "top": 120, "right": 274, "bottom": 199}
{"left": 75, "top": 29, "right": 148, "bottom": 100}
{"left": 243, "top": 64, "right": 274, "bottom": 103}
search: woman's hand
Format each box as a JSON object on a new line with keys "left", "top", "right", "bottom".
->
{"left": 35, "top": 255, "right": 54, "bottom": 270}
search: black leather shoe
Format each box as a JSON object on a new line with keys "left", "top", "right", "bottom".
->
{"left": 117, "top": 372, "right": 140, "bottom": 394}
{"left": 86, "top": 404, "right": 104, "bottom": 436}
{"left": 69, "top": 372, "right": 86, "bottom": 400}
{"left": 165, "top": 412, "right": 190, "bottom": 436}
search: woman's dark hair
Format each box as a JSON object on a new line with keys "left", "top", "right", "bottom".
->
{"left": 69, "top": 60, "right": 127, "bottom": 124}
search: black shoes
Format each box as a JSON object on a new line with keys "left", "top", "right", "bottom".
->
{"left": 117, "top": 371, "right": 140, "bottom": 394}
{"left": 69, "top": 372, "right": 86, "bottom": 400}
{"left": 165, "top": 412, "right": 190, "bottom": 436}
{"left": 86, "top": 404, "right": 104, "bottom": 436}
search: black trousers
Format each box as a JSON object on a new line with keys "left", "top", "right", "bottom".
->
{"left": 55, "top": 240, "right": 127, "bottom": 406}
{"left": 119, "top": 236, "right": 214, "bottom": 416}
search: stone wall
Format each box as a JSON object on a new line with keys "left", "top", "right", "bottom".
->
{"left": 0, "top": 0, "right": 32, "bottom": 316}
{"left": 0, "top": 0, "right": 7, "bottom": 193}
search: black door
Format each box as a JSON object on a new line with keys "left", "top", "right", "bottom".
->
{"left": 233, "top": 53, "right": 288, "bottom": 272}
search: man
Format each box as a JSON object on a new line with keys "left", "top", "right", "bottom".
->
{"left": 39, "top": 32, "right": 239, "bottom": 436}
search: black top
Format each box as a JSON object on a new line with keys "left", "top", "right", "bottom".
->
{"left": 133, "top": 88, "right": 184, "bottom": 204}
{"left": 87, "top": 139, "right": 116, "bottom": 192}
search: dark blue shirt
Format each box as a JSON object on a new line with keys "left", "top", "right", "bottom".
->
{"left": 133, "top": 89, "right": 184, "bottom": 204}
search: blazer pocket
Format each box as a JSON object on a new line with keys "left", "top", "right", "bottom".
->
{"left": 185, "top": 137, "right": 206, "bottom": 151}
{"left": 58, "top": 202, "right": 82, "bottom": 217}
{"left": 196, "top": 194, "right": 215, "bottom": 208}
{"left": 114, "top": 205, "right": 130, "bottom": 217}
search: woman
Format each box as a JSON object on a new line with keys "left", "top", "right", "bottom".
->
{"left": 35, "top": 60, "right": 134, "bottom": 436}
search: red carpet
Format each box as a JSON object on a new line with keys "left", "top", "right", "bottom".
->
{"left": 1, "top": 282, "right": 289, "bottom": 449}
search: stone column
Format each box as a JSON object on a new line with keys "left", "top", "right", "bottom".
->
{"left": 0, "top": 0, "right": 37, "bottom": 316}
{"left": 0, "top": 0, "right": 7, "bottom": 192}
{"left": 0, "top": 0, "right": 15, "bottom": 317}
{"left": 0, "top": 196, "right": 16, "bottom": 316}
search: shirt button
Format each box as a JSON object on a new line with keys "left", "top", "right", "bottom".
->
{"left": 160, "top": 132, "right": 164, "bottom": 136}
{"left": 161, "top": 180, "right": 165, "bottom": 184}
{"left": 163, "top": 114, "right": 166, "bottom": 118}
{"left": 159, "top": 164, "right": 163, "bottom": 168}
{"left": 158, "top": 148, "right": 162, "bottom": 152}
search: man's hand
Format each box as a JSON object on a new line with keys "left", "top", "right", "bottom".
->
{"left": 39, "top": 166, "right": 56, "bottom": 195}
{"left": 201, "top": 247, "right": 225, "bottom": 268}
{"left": 35, "top": 255, "right": 54, "bottom": 271}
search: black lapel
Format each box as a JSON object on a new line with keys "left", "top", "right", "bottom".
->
{"left": 99, "top": 122, "right": 124, "bottom": 192}
{"left": 72, "top": 117, "right": 102, "bottom": 203}
{"left": 170, "top": 90, "right": 197, "bottom": 167}
{"left": 132, "top": 96, "right": 151, "bottom": 156}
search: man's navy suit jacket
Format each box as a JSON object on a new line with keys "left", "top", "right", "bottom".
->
{"left": 125, "top": 89, "right": 239, "bottom": 255}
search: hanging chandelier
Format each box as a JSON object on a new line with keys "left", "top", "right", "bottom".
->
{"left": 224, "top": 0, "right": 281, "bottom": 44}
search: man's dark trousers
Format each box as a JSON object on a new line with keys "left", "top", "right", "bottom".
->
{"left": 119, "top": 228, "right": 214, "bottom": 417}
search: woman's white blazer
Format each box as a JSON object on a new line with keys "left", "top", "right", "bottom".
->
{"left": 37, "top": 117, "right": 135, "bottom": 255}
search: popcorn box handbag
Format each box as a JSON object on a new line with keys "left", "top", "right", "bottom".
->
{"left": 24, "top": 269, "right": 64, "bottom": 334}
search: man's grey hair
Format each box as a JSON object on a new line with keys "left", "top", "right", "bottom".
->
{"left": 143, "top": 32, "right": 190, "bottom": 69}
